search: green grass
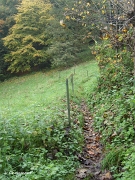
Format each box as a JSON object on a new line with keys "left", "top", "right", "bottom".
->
{"left": 0, "top": 60, "right": 99, "bottom": 120}
{"left": 0, "top": 60, "right": 99, "bottom": 179}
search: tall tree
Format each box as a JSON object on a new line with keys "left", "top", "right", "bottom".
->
{"left": 62, "top": 0, "right": 135, "bottom": 85}
{"left": 47, "top": 0, "right": 95, "bottom": 67}
{"left": 3, "top": 0, "right": 53, "bottom": 73}
{"left": 0, "top": 0, "right": 21, "bottom": 78}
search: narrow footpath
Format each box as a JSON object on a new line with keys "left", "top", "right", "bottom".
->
{"left": 75, "top": 100, "right": 113, "bottom": 180}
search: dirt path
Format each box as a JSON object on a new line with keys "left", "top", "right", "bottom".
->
{"left": 75, "top": 100, "right": 112, "bottom": 180}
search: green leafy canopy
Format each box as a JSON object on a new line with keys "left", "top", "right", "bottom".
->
{"left": 3, "top": 0, "right": 53, "bottom": 73}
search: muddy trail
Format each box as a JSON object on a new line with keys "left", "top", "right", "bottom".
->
{"left": 75, "top": 101, "right": 113, "bottom": 180}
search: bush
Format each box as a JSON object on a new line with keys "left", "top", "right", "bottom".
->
{"left": 87, "top": 37, "right": 135, "bottom": 179}
{"left": 94, "top": 40, "right": 133, "bottom": 91}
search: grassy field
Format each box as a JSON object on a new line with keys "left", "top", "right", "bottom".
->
{"left": 0, "top": 60, "right": 99, "bottom": 120}
{"left": 0, "top": 60, "right": 99, "bottom": 179}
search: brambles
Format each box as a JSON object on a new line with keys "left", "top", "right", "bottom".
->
{"left": 88, "top": 27, "right": 135, "bottom": 178}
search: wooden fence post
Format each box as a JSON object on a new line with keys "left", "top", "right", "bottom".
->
{"left": 66, "top": 79, "right": 71, "bottom": 127}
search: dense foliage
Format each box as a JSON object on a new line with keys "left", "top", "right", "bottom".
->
{"left": 0, "top": 104, "right": 83, "bottom": 179}
{"left": 0, "top": 0, "right": 21, "bottom": 79}
{"left": 3, "top": 0, "right": 53, "bottom": 73}
{"left": 0, "top": 0, "right": 94, "bottom": 77}
{"left": 0, "top": 0, "right": 135, "bottom": 179}
{"left": 88, "top": 27, "right": 135, "bottom": 179}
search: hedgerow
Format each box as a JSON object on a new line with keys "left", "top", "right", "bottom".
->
{"left": 88, "top": 30, "right": 135, "bottom": 179}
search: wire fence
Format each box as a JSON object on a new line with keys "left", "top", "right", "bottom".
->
{"left": 65, "top": 70, "right": 91, "bottom": 127}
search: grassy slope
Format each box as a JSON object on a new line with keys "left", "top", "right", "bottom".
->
{"left": 0, "top": 60, "right": 99, "bottom": 120}
{"left": 0, "top": 60, "right": 99, "bottom": 179}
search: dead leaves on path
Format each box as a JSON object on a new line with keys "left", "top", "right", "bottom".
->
{"left": 75, "top": 101, "right": 112, "bottom": 180}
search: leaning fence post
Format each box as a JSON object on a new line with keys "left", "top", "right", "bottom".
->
{"left": 66, "top": 79, "right": 71, "bottom": 127}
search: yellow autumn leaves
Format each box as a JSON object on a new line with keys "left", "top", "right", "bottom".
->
{"left": 61, "top": 0, "right": 91, "bottom": 26}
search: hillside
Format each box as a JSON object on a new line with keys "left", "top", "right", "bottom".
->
{"left": 0, "top": 61, "right": 99, "bottom": 119}
{"left": 0, "top": 60, "right": 99, "bottom": 179}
